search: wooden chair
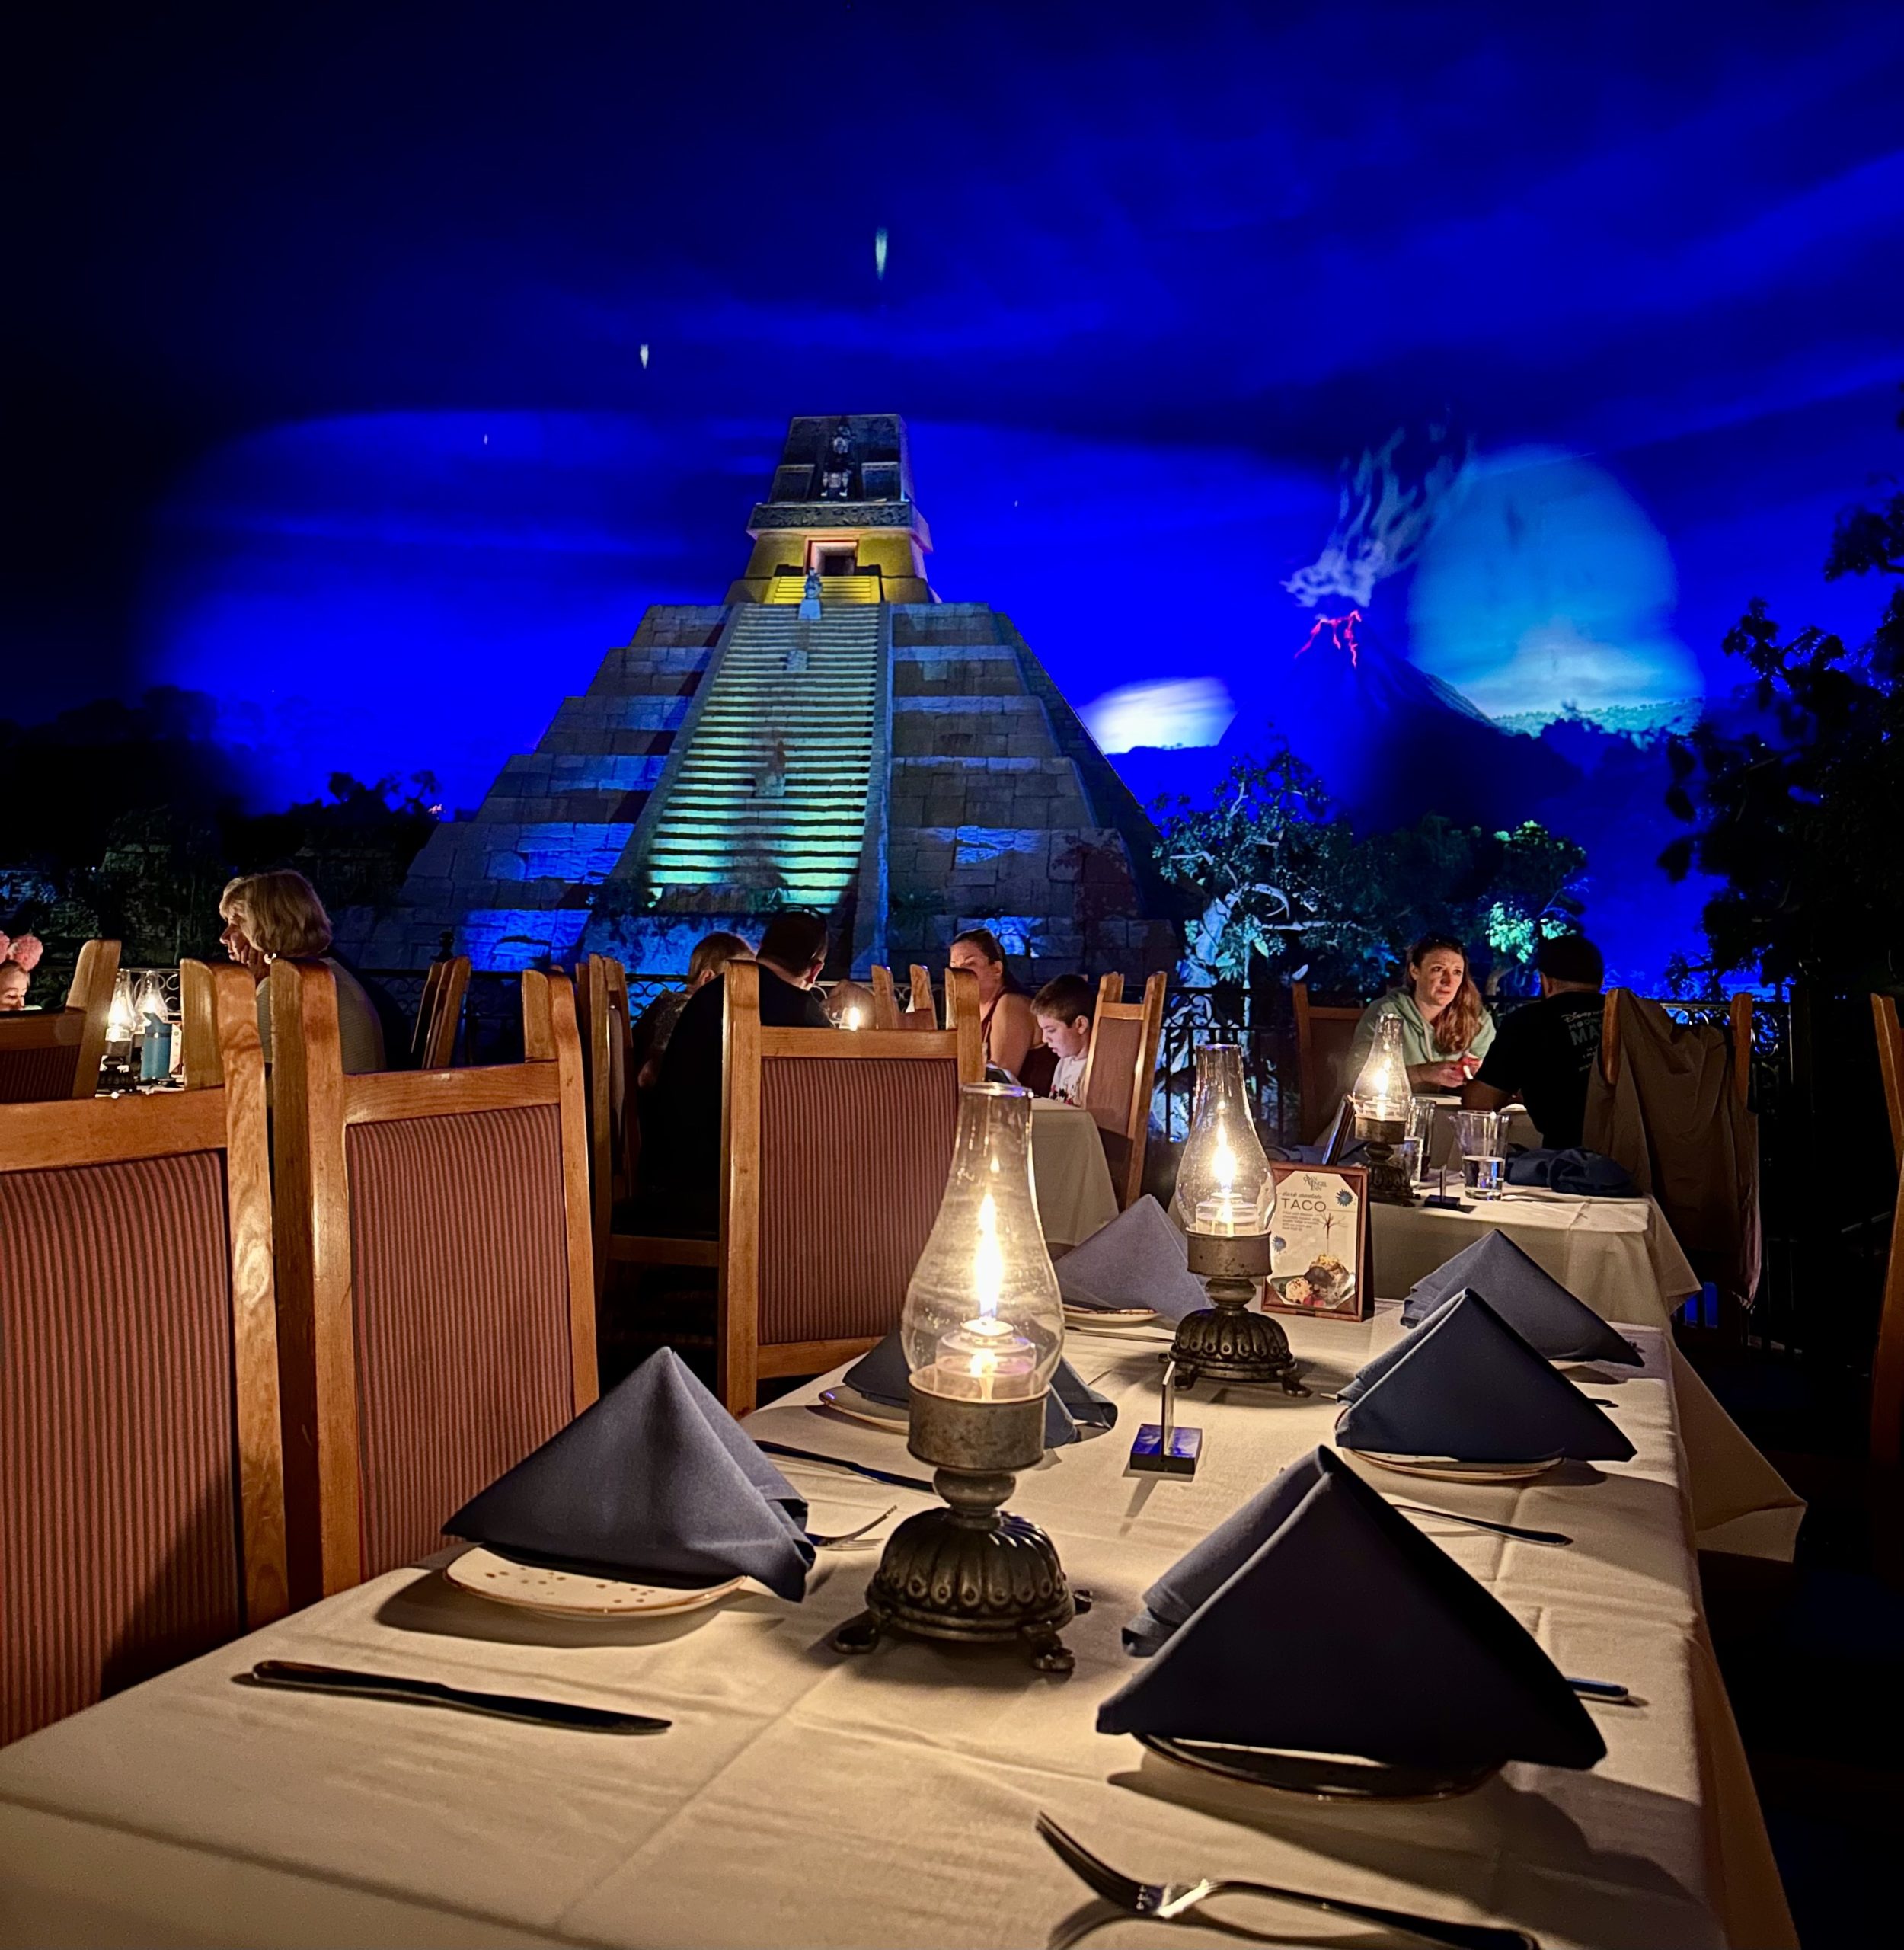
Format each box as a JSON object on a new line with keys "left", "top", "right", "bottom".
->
{"left": 717, "top": 961, "right": 982, "bottom": 1414}
{"left": 409, "top": 953, "right": 470, "bottom": 1069}
{"left": 1599, "top": 989, "right": 1754, "bottom": 1104}
{"left": 0, "top": 937, "right": 120, "bottom": 1102}
{"left": 269, "top": 960, "right": 597, "bottom": 1604}
{"left": 0, "top": 960, "right": 286, "bottom": 1745}
{"left": 1292, "top": 981, "right": 1365, "bottom": 1144}
{"left": 870, "top": 963, "right": 938, "bottom": 1031}
{"left": 1870, "top": 994, "right": 1904, "bottom": 1464}
{"left": 1078, "top": 971, "right": 1168, "bottom": 1209}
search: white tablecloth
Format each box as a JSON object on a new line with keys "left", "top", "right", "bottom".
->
{"left": 1030, "top": 1098, "right": 1120, "bottom": 1249}
{"left": 1373, "top": 1188, "right": 1700, "bottom": 1332}
{"left": 0, "top": 1312, "right": 1794, "bottom": 1950}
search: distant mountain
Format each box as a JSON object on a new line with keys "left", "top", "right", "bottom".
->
{"left": 1112, "top": 610, "right": 1578, "bottom": 830}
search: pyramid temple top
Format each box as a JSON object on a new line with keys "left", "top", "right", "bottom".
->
{"left": 729, "top": 414, "right": 934, "bottom": 604}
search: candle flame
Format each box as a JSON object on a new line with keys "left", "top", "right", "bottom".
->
{"left": 1213, "top": 1137, "right": 1236, "bottom": 1194}
{"left": 844, "top": 1005, "right": 862, "bottom": 1030}
{"left": 973, "top": 1190, "right": 1003, "bottom": 1321}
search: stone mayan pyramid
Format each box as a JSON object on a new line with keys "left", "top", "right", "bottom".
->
{"left": 359, "top": 414, "right": 1177, "bottom": 975}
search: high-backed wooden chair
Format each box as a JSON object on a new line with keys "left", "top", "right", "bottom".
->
{"left": 870, "top": 963, "right": 938, "bottom": 1031}
{"left": 1599, "top": 988, "right": 1754, "bottom": 1104}
{"left": 409, "top": 954, "right": 470, "bottom": 1069}
{"left": 269, "top": 960, "right": 596, "bottom": 1604}
{"left": 1870, "top": 994, "right": 1904, "bottom": 1464}
{"left": 0, "top": 937, "right": 120, "bottom": 1102}
{"left": 1292, "top": 981, "right": 1365, "bottom": 1144}
{"left": 0, "top": 960, "right": 285, "bottom": 1745}
{"left": 718, "top": 961, "right": 982, "bottom": 1413}
{"left": 1078, "top": 970, "right": 1168, "bottom": 1210}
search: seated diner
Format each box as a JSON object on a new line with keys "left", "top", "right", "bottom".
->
{"left": 1024, "top": 972, "right": 1095, "bottom": 1102}
{"left": 1350, "top": 932, "right": 1494, "bottom": 1091}
{"left": 948, "top": 925, "right": 1038, "bottom": 1078}
{"left": 219, "top": 869, "right": 385, "bottom": 1075}
{"left": 1463, "top": 932, "right": 1605, "bottom": 1149}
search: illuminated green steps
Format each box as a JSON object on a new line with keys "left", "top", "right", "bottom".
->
{"left": 632, "top": 600, "right": 884, "bottom": 908}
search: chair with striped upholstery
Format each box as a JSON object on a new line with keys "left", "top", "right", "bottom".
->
{"left": 0, "top": 938, "right": 120, "bottom": 1104}
{"left": 1078, "top": 970, "right": 1168, "bottom": 1210}
{"left": 717, "top": 961, "right": 982, "bottom": 1414}
{"left": 0, "top": 960, "right": 286, "bottom": 1746}
{"left": 269, "top": 961, "right": 597, "bottom": 1604}
{"left": 409, "top": 953, "right": 471, "bottom": 1069}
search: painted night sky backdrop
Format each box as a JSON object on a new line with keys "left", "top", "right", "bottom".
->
{"left": 9, "top": 1, "right": 1904, "bottom": 982}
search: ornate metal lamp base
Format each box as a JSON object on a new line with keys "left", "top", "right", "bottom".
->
{"left": 1353, "top": 1111, "right": 1418, "bottom": 1207}
{"left": 1172, "top": 1229, "right": 1308, "bottom": 1392}
{"left": 830, "top": 1385, "right": 1083, "bottom": 1673}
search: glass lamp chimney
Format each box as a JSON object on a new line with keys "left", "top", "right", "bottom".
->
{"left": 901, "top": 1082, "right": 1063, "bottom": 1404}
{"left": 1173, "top": 1044, "right": 1273, "bottom": 1238}
{"left": 1350, "top": 1014, "right": 1414, "bottom": 1123}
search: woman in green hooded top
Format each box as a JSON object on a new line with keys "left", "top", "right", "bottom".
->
{"left": 1348, "top": 935, "right": 1495, "bottom": 1092}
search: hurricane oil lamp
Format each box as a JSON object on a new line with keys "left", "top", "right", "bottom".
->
{"left": 1350, "top": 1014, "right": 1417, "bottom": 1206}
{"left": 1168, "top": 1044, "right": 1305, "bottom": 1392}
{"left": 831, "top": 1082, "right": 1081, "bottom": 1671}
{"left": 105, "top": 970, "right": 137, "bottom": 1046}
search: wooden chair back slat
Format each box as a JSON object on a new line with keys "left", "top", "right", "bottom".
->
{"left": 411, "top": 954, "right": 470, "bottom": 1069}
{"left": 583, "top": 955, "right": 637, "bottom": 1302}
{"left": 869, "top": 964, "right": 902, "bottom": 1031}
{"left": 0, "top": 960, "right": 285, "bottom": 1743}
{"left": 1078, "top": 970, "right": 1168, "bottom": 1209}
{"left": 1292, "top": 981, "right": 1365, "bottom": 1145}
{"left": 270, "top": 961, "right": 596, "bottom": 1603}
{"left": 1874, "top": 993, "right": 1904, "bottom": 1168}
{"left": 717, "top": 961, "right": 982, "bottom": 1415}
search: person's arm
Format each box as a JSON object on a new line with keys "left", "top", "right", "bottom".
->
{"left": 989, "top": 992, "right": 1037, "bottom": 1077}
{"left": 1462, "top": 1077, "right": 1513, "bottom": 1112}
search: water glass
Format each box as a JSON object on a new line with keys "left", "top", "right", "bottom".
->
{"left": 1455, "top": 1110, "right": 1505, "bottom": 1201}
{"left": 1394, "top": 1136, "right": 1421, "bottom": 1184}
{"left": 1405, "top": 1100, "right": 1437, "bottom": 1181}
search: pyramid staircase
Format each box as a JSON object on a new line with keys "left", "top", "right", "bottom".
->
{"left": 631, "top": 602, "right": 885, "bottom": 912}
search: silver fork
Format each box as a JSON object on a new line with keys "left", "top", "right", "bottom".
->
{"left": 807, "top": 1505, "right": 896, "bottom": 1549}
{"left": 1037, "top": 1814, "right": 1536, "bottom": 1950}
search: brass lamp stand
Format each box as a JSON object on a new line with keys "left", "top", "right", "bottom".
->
{"left": 1168, "top": 1229, "right": 1308, "bottom": 1392}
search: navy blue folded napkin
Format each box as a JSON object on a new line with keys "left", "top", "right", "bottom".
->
{"left": 1336, "top": 1299, "right": 1459, "bottom": 1406}
{"left": 1400, "top": 1231, "right": 1642, "bottom": 1365}
{"left": 1506, "top": 1147, "right": 1636, "bottom": 1197}
{"left": 1123, "top": 1449, "right": 1328, "bottom": 1654}
{"left": 1336, "top": 1291, "right": 1634, "bottom": 1462}
{"left": 444, "top": 1347, "right": 813, "bottom": 1600}
{"left": 1053, "top": 1195, "right": 1207, "bottom": 1322}
{"left": 845, "top": 1331, "right": 1116, "bottom": 1446}
{"left": 1099, "top": 1446, "right": 1605, "bottom": 1772}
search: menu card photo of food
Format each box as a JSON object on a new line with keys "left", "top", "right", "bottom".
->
{"left": 1261, "top": 1163, "right": 1372, "bottom": 1320}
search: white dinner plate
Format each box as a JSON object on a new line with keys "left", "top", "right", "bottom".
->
{"left": 445, "top": 1548, "right": 746, "bottom": 1618}
{"left": 1062, "top": 1305, "right": 1161, "bottom": 1336}
{"left": 815, "top": 1384, "right": 909, "bottom": 1431}
{"left": 1344, "top": 1450, "right": 1562, "bottom": 1485}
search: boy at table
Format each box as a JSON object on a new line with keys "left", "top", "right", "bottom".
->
{"left": 1021, "top": 973, "right": 1094, "bottom": 1102}
{"left": 1462, "top": 934, "right": 1604, "bottom": 1150}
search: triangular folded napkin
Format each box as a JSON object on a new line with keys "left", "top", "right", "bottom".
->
{"left": 844, "top": 1331, "right": 1116, "bottom": 1447}
{"left": 1335, "top": 1291, "right": 1634, "bottom": 1463}
{"left": 1053, "top": 1195, "right": 1207, "bottom": 1322}
{"left": 1335, "top": 1298, "right": 1460, "bottom": 1407}
{"left": 1100, "top": 1447, "right": 1604, "bottom": 1772}
{"left": 1401, "top": 1231, "right": 1642, "bottom": 1365}
{"left": 444, "top": 1347, "right": 813, "bottom": 1600}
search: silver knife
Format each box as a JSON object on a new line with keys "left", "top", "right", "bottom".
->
{"left": 242, "top": 1660, "right": 669, "bottom": 1734}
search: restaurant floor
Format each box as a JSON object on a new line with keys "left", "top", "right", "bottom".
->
{"left": 1691, "top": 1341, "right": 1904, "bottom": 1947}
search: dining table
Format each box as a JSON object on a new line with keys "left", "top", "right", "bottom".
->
{"left": 1029, "top": 1096, "right": 1121, "bottom": 1250}
{"left": 0, "top": 1306, "right": 1796, "bottom": 1950}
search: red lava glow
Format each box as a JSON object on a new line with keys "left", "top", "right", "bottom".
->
{"left": 1294, "top": 609, "right": 1363, "bottom": 667}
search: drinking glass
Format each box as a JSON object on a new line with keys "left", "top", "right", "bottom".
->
{"left": 1455, "top": 1110, "right": 1505, "bottom": 1201}
{"left": 1405, "top": 1100, "right": 1437, "bottom": 1182}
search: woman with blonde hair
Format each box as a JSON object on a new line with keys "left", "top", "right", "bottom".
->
{"left": 1348, "top": 934, "right": 1494, "bottom": 1091}
{"left": 219, "top": 869, "right": 386, "bottom": 1074}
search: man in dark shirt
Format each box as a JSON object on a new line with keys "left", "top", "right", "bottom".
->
{"left": 1462, "top": 935, "right": 1605, "bottom": 1150}
{"left": 637, "top": 910, "right": 835, "bottom": 1229}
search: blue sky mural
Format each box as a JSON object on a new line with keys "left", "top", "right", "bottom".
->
{"left": 8, "top": 0, "right": 1903, "bottom": 982}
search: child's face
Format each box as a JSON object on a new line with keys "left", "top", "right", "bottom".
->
{"left": 1037, "top": 1010, "right": 1091, "bottom": 1060}
{"left": 0, "top": 967, "right": 29, "bottom": 1011}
